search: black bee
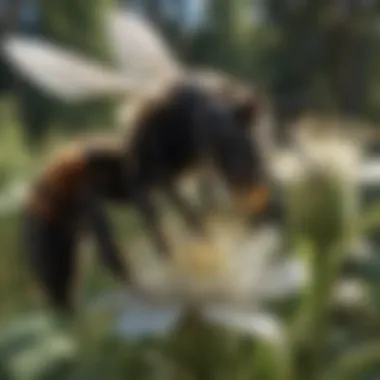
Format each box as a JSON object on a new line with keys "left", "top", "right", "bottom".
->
{"left": 22, "top": 76, "right": 272, "bottom": 312}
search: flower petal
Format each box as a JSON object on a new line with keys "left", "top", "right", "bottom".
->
{"left": 202, "top": 306, "right": 285, "bottom": 344}
{"left": 92, "top": 290, "right": 184, "bottom": 339}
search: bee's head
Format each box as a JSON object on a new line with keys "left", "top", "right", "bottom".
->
{"left": 200, "top": 91, "right": 271, "bottom": 220}
{"left": 230, "top": 86, "right": 261, "bottom": 130}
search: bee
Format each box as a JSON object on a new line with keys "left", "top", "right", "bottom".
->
{"left": 22, "top": 76, "right": 272, "bottom": 312}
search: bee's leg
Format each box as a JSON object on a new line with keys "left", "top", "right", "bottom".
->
{"left": 164, "top": 184, "right": 219, "bottom": 263}
{"left": 131, "top": 191, "right": 172, "bottom": 258}
{"left": 164, "top": 183, "right": 225, "bottom": 275}
{"left": 164, "top": 184, "right": 207, "bottom": 238}
{"left": 198, "top": 170, "right": 220, "bottom": 215}
{"left": 83, "top": 193, "right": 131, "bottom": 284}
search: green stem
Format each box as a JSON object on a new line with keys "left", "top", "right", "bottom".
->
{"left": 301, "top": 242, "right": 342, "bottom": 380}
{"left": 308, "top": 245, "right": 334, "bottom": 378}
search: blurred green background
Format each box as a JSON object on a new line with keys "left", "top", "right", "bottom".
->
{"left": 1, "top": 0, "right": 380, "bottom": 379}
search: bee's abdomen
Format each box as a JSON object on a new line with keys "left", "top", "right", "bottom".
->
{"left": 25, "top": 147, "right": 88, "bottom": 222}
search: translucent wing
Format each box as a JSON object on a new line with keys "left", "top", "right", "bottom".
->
{"left": 2, "top": 36, "right": 139, "bottom": 103}
{"left": 105, "top": 8, "right": 183, "bottom": 87}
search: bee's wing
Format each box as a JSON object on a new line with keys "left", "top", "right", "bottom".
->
{"left": 106, "top": 8, "right": 184, "bottom": 87}
{"left": 2, "top": 35, "right": 141, "bottom": 103}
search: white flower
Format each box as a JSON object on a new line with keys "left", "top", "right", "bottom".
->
{"left": 89, "top": 216, "right": 307, "bottom": 342}
{"left": 272, "top": 124, "right": 363, "bottom": 186}
{"left": 128, "top": 219, "right": 284, "bottom": 306}
{"left": 271, "top": 119, "right": 370, "bottom": 243}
